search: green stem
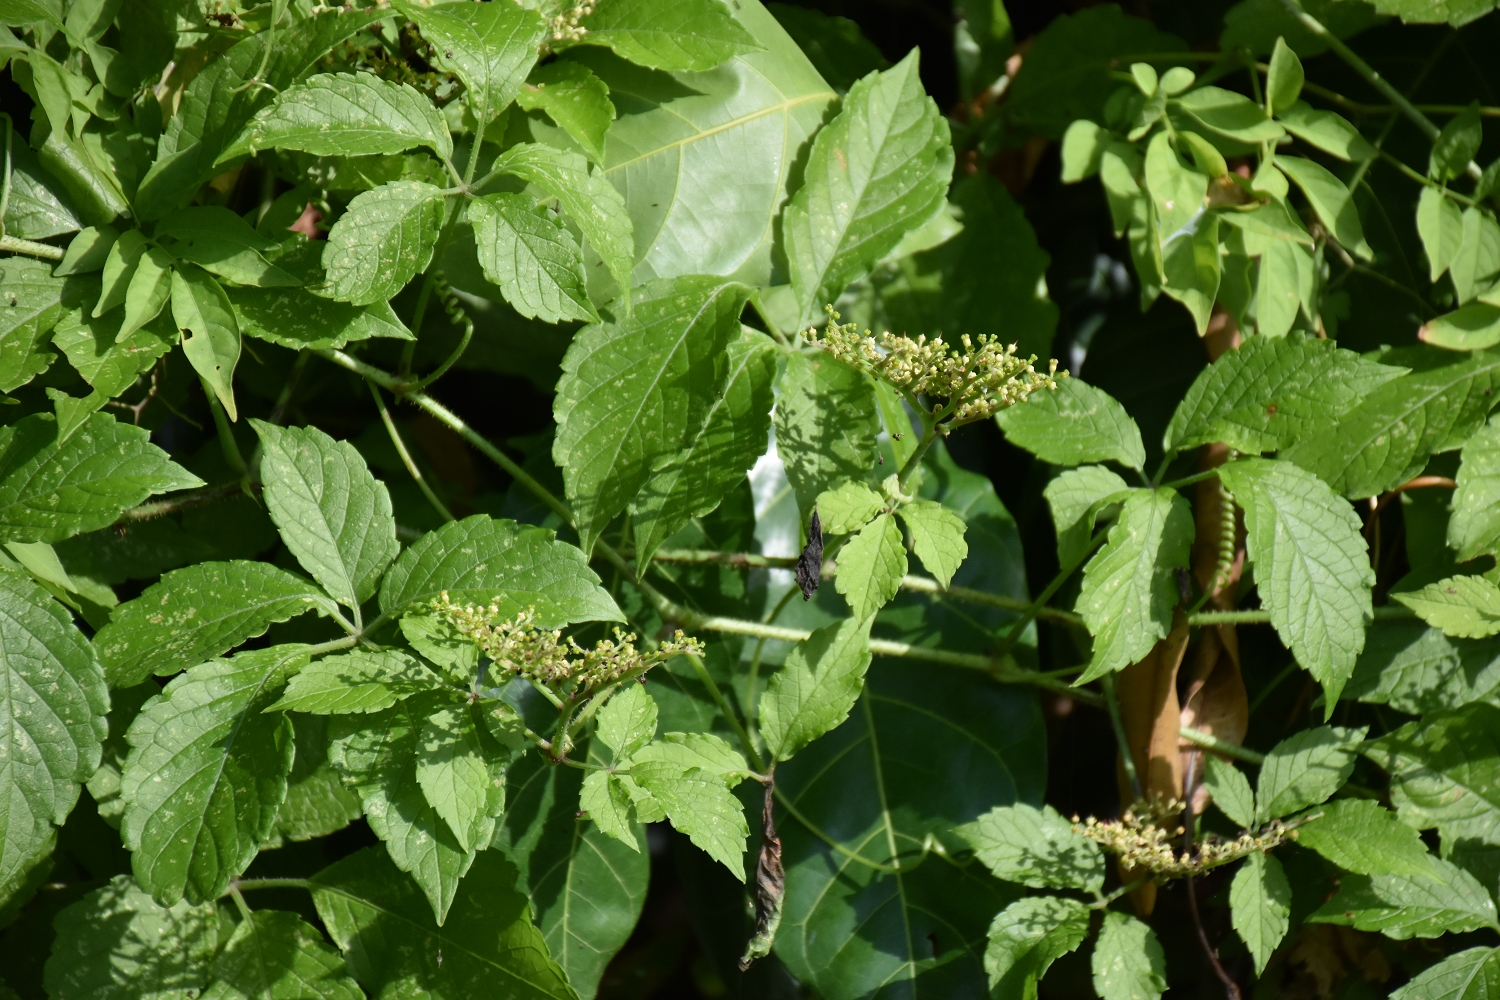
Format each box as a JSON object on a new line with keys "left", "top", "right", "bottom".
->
{"left": 1, "top": 234, "right": 65, "bottom": 259}
{"left": 1159, "top": 468, "right": 1222, "bottom": 492}
{"left": 749, "top": 291, "right": 790, "bottom": 347}
{"left": 1103, "top": 674, "right": 1144, "bottom": 802}
{"left": 403, "top": 280, "right": 473, "bottom": 393}
{"left": 896, "top": 422, "right": 939, "bottom": 492}
{"left": 1093, "top": 878, "right": 1149, "bottom": 909}
{"left": 1178, "top": 726, "right": 1266, "bottom": 765}
{"left": 685, "top": 651, "right": 764, "bottom": 772}
{"left": 552, "top": 700, "right": 577, "bottom": 761}
{"left": 202, "top": 378, "right": 250, "bottom": 483}
{"left": 229, "top": 885, "right": 253, "bottom": 921}
{"left": 368, "top": 381, "right": 454, "bottom": 523}
{"left": 1377, "top": 149, "right": 1479, "bottom": 206}
{"left": 231, "top": 878, "right": 315, "bottom": 893}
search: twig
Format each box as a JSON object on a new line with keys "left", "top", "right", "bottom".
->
{"left": 1187, "top": 873, "right": 1243, "bottom": 1000}
{"left": 0, "top": 235, "right": 65, "bottom": 259}
{"left": 114, "top": 482, "right": 248, "bottom": 522}
{"left": 1178, "top": 726, "right": 1266, "bottom": 766}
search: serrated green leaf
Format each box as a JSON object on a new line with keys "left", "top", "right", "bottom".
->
{"left": 984, "top": 896, "right": 1090, "bottom": 998}
{"left": 580, "top": 770, "right": 635, "bottom": 846}
{"left": 816, "top": 481, "right": 885, "bottom": 535}
{"left": 0, "top": 410, "right": 202, "bottom": 545}
{"left": 0, "top": 568, "right": 106, "bottom": 899}
{"left": 1092, "top": 912, "right": 1166, "bottom": 1000}
{"left": 629, "top": 760, "right": 747, "bottom": 880}
{"left": 898, "top": 500, "right": 968, "bottom": 588}
{"left": 552, "top": 276, "right": 751, "bottom": 554}
{"left": 834, "top": 512, "right": 906, "bottom": 620}
{"left": 1420, "top": 186, "right": 1466, "bottom": 282}
{"left": 252, "top": 421, "right": 398, "bottom": 610}
{"left": 1044, "top": 465, "right": 1130, "bottom": 567}
{"left": 1452, "top": 419, "right": 1500, "bottom": 561}
{"left": 1265, "top": 37, "right": 1304, "bottom": 116}
{"left": 157, "top": 207, "right": 300, "bottom": 288}
{"left": 957, "top": 803, "right": 1104, "bottom": 893}
{"left": 630, "top": 328, "right": 776, "bottom": 566}
{"left": 171, "top": 266, "right": 241, "bottom": 420}
{"left": 1295, "top": 798, "right": 1433, "bottom": 877}
{"left": 378, "top": 514, "right": 622, "bottom": 624}
{"left": 202, "top": 909, "right": 360, "bottom": 1000}
{"left": 631, "top": 732, "right": 748, "bottom": 783}
{"left": 1204, "top": 755, "right": 1256, "bottom": 828}
{"left": 1076, "top": 488, "right": 1193, "bottom": 683}
{"left": 267, "top": 713, "right": 363, "bottom": 847}
{"left": 0, "top": 258, "right": 63, "bottom": 392}
{"left": 42, "top": 875, "right": 219, "bottom": 1000}
{"left": 397, "top": 612, "right": 478, "bottom": 680}
{"left": 1219, "top": 458, "right": 1373, "bottom": 706}
{"left": 224, "top": 72, "right": 453, "bottom": 162}
{"left": 761, "top": 616, "right": 872, "bottom": 761}
{"left": 50, "top": 284, "right": 174, "bottom": 400}
{"left": 395, "top": 0, "right": 546, "bottom": 119}
{"left": 94, "top": 230, "right": 148, "bottom": 318}
{"left": 1391, "top": 946, "right": 1500, "bottom": 1000}
{"left": 1231, "top": 852, "right": 1291, "bottom": 975}
{"left": 998, "top": 378, "right": 1145, "bottom": 470}
{"left": 1346, "top": 622, "right": 1500, "bottom": 714}
{"left": 1395, "top": 575, "right": 1500, "bottom": 638}
{"left": 1256, "top": 724, "right": 1365, "bottom": 821}
{"left": 1454, "top": 207, "right": 1500, "bottom": 305}
{"left": 310, "top": 846, "right": 576, "bottom": 999}
{"left": 228, "top": 286, "right": 413, "bottom": 351}
{"left": 515, "top": 61, "right": 615, "bottom": 164}
{"left": 1276, "top": 154, "right": 1372, "bottom": 260}
{"left": 595, "top": 682, "right": 657, "bottom": 761}
{"left": 322, "top": 180, "right": 445, "bottom": 306}
{"left": 95, "top": 560, "right": 339, "bottom": 688}
{"left": 1310, "top": 856, "right": 1499, "bottom": 938}
{"left": 121, "top": 645, "right": 307, "bottom": 904}
{"left": 416, "top": 704, "right": 508, "bottom": 852}
{"left": 783, "top": 50, "right": 953, "bottom": 327}
{"left": 468, "top": 193, "right": 598, "bottom": 324}
{"left": 575, "top": 0, "right": 761, "bottom": 71}
{"left": 1166, "top": 335, "right": 1406, "bottom": 455}
{"left": 1278, "top": 102, "right": 1373, "bottom": 161}
{"left": 86, "top": 682, "right": 155, "bottom": 831}
{"left": 1365, "top": 703, "right": 1500, "bottom": 847}
{"left": 266, "top": 649, "right": 448, "bottom": 715}
{"left": 775, "top": 351, "right": 881, "bottom": 522}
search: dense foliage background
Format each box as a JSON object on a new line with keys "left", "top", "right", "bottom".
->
{"left": 3, "top": 0, "right": 1500, "bottom": 998}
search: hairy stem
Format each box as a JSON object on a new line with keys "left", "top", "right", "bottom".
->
{"left": 1178, "top": 725, "right": 1266, "bottom": 765}
{"left": 0, "top": 234, "right": 65, "bottom": 259}
{"left": 685, "top": 651, "right": 765, "bottom": 772}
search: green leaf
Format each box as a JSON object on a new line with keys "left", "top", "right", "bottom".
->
{"left": 94, "top": 230, "right": 148, "bottom": 319}
{"left": 266, "top": 649, "right": 448, "bottom": 715}
{"left": 416, "top": 704, "right": 508, "bottom": 852}
{"left": 95, "top": 560, "right": 339, "bottom": 688}
{"left": 1286, "top": 350, "right": 1500, "bottom": 499}
{"left": 378, "top": 514, "right": 622, "bottom": 624}
{"left": 395, "top": 0, "right": 546, "bottom": 119}
{"left": 579, "top": 770, "right": 635, "bottom": 846}
{"left": 1230, "top": 852, "right": 1292, "bottom": 975}
{"left": 897, "top": 500, "right": 968, "bottom": 588}
{"left": 1277, "top": 102, "right": 1374, "bottom": 161}
{"left": 631, "top": 732, "right": 748, "bottom": 781}
{"left": 156, "top": 207, "right": 300, "bottom": 288}
{"left": 1395, "top": 575, "right": 1500, "bottom": 638}
{"left": 1204, "top": 756, "right": 1256, "bottom": 828}
{"left": 816, "top": 481, "right": 885, "bottom": 535}
{"left": 0, "top": 410, "right": 202, "bottom": 545}
{"left": 3, "top": 135, "right": 80, "bottom": 240}
{"left": 228, "top": 286, "right": 413, "bottom": 351}
{"left": 1219, "top": 458, "right": 1373, "bottom": 706}
{"left": 775, "top": 351, "right": 881, "bottom": 521}
{"left": 1425, "top": 302, "right": 1500, "bottom": 351}
{"left": 1420, "top": 186, "right": 1466, "bottom": 282}
{"left": 1165, "top": 334, "right": 1406, "bottom": 456}
{"left": 1452, "top": 418, "right": 1500, "bottom": 560}
{"left": 1391, "top": 946, "right": 1500, "bottom": 1000}
{"left": 552, "top": 276, "right": 751, "bottom": 554}
{"left": 1142, "top": 130, "right": 1206, "bottom": 255}
{"left": 50, "top": 286, "right": 173, "bottom": 401}
{"left": 488, "top": 142, "right": 634, "bottom": 297}
{"left": 1265, "top": 37, "right": 1304, "bottom": 116}
{"left": 117, "top": 247, "right": 174, "bottom": 342}
{"left": 1091, "top": 911, "right": 1167, "bottom": 1000}
{"left": 997, "top": 378, "right": 1145, "bottom": 470}
{"left": 311, "top": 847, "right": 575, "bottom": 999}
{"left": 121, "top": 645, "right": 306, "bottom": 904}
{"left": 1346, "top": 622, "right": 1500, "bottom": 715}
{"left": 834, "top": 512, "right": 906, "bottom": 620}
{"left": 327, "top": 698, "right": 479, "bottom": 925}
{"left": 515, "top": 61, "right": 615, "bottom": 164}
{"left": 223, "top": 72, "right": 453, "bottom": 162}
{"left": 1161, "top": 210, "right": 1221, "bottom": 334}
{"left": 171, "top": 266, "right": 241, "bottom": 420}
{"left": 576, "top": 0, "right": 761, "bottom": 71}
{"left": 1175, "top": 86, "right": 1285, "bottom": 142}
{"left": 251, "top": 421, "right": 398, "bottom": 610}
{"left": 629, "top": 760, "right": 748, "bottom": 880}
{"left": 1433, "top": 104, "right": 1483, "bottom": 181}
{"left": 1310, "top": 856, "right": 1499, "bottom": 938}
{"left": 1295, "top": 798, "right": 1433, "bottom": 877}
{"left": 322, "top": 180, "right": 445, "bottom": 306}
{"left": 595, "top": 682, "right": 658, "bottom": 762}
{"left": 42, "top": 875, "right": 219, "bottom": 1000}
{"left": 1364, "top": 703, "right": 1500, "bottom": 847}
{"left": 1075, "top": 488, "right": 1193, "bottom": 683}
{"left": 1060, "top": 119, "right": 1107, "bottom": 183}
{"left": 0, "top": 568, "right": 106, "bottom": 897}
{"left": 267, "top": 713, "right": 363, "bottom": 847}
{"left": 767, "top": 3, "right": 889, "bottom": 94}
{"left": 630, "top": 328, "right": 776, "bottom": 566}
{"left": 1255, "top": 724, "right": 1365, "bottom": 821}
{"left": 1453, "top": 207, "right": 1500, "bottom": 304}
{"left": 957, "top": 803, "right": 1105, "bottom": 894}
{"left": 984, "top": 896, "right": 1090, "bottom": 999}
{"left": 1275, "top": 154, "right": 1372, "bottom": 260}
{"left": 760, "top": 616, "right": 873, "bottom": 761}
{"left": 0, "top": 1, "right": 59, "bottom": 28}
{"left": 1044, "top": 465, "right": 1131, "bottom": 567}
{"left": 203, "top": 910, "right": 360, "bottom": 1000}
{"left": 783, "top": 50, "right": 953, "bottom": 327}
{"left": 468, "top": 193, "right": 598, "bottom": 324}
{"left": 56, "top": 226, "right": 118, "bottom": 276}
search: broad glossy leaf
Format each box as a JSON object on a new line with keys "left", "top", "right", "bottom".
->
{"left": 252, "top": 421, "right": 398, "bottom": 610}
{"left": 416, "top": 704, "right": 508, "bottom": 852}
{"left": 229, "top": 286, "right": 413, "bottom": 351}
{"left": 761, "top": 616, "right": 873, "bottom": 761}
{"left": 1311, "top": 856, "right": 1499, "bottom": 938}
{"left": 311, "top": 847, "right": 575, "bottom": 999}
{"left": 834, "top": 512, "right": 905, "bottom": 620}
{"left": 898, "top": 500, "right": 968, "bottom": 588}
{"left": 1346, "top": 622, "right": 1500, "bottom": 714}
{"left": 775, "top": 351, "right": 881, "bottom": 521}
{"left": 1278, "top": 102, "right": 1373, "bottom": 162}
{"left": 95, "top": 231, "right": 148, "bottom": 319}
{"left": 997, "top": 378, "right": 1145, "bottom": 470}
{"left": 1295, "top": 798, "right": 1433, "bottom": 877}
{"left": 630, "top": 328, "right": 775, "bottom": 565}
{"left": 0, "top": 569, "right": 106, "bottom": 898}
{"left": 1452, "top": 419, "right": 1500, "bottom": 561}
{"left": 1275, "top": 155, "right": 1372, "bottom": 259}
{"left": 468, "top": 193, "right": 597, "bottom": 324}
{"left": 95, "top": 560, "right": 339, "bottom": 688}
{"left": 0, "top": 257, "right": 64, "bottom": 393}
{"left": 783, "top": 50, "right": 953, "bottom": 327}
{"left": 266, "top": 649, "right": 448, "bottom": 715}
{"left": 203, "top": 910, "right": 361, "bottom": 1000}
{"left": 2, "top": 135, "right": 79, "bottom": 240}
{"left": 630, "top": 760, "right": 747, "bottom": 878}
{"left": 1231, "top": 852, "right": 1291, "bottom": 975}
{"left": 1091, "top": 912, "right": 1167, "bottom": 1000}
{"left": 1391, "top": 947, "right": 1500, "bottom": 1000}
{"left": 1419, "top": 186, "right": 1466, "bottom": 282}
{"left": 1044, "top": 465, "right": 1130, "bottom": 567}
{"left": 156, "top": 207, "right": 300, "bottom": 288}
{"left": 267, "top": 713, "right": 363, "bottom": 847}
{"left": 1160, "top": 210, "right": 1220, "bottom": 334}
{"left": 43, "top": 875, "right": 219, "bottom": 1000}
{"left": 1395, "top": 575, "right": 1500, "bottom": 638}
{"left": 957, "top": 803, "right": 1105, "bottom": 893}
{"left": 378, "top": 514, "right": 622, "bottom": 624}
{"left": 1220, "top": 458, "right": 1373, "bottom": 706}
{"left": 1365, "top": 703, "right": 1500, "bottom": 846}
{"left": 1256, "top": 725, "right": 1365, "bottom": 821}
{"left": 395, "top": 0, "right": 546, "bottom": 118}
{"left": 1424, "top": 302, "right": 1500, "bottom": 351}
{"left": 515, "top": 61, "right": 615, "bottom": 164}
{"left": 322, "top": 180, "right": 445, "bottom": 306}
{"left": 120, "top": 645, "right": 306, "bottom": 904}
{"left": 1075, "top": 488, "right": 1193, "bottom": 683}
{"left": 1204, "top": 756, "right": 1256, "bottom": 828}
{"left": 984, "top": 896, "right": 1090, "bottom": 999}
{"left": 171, "top": 266, "right": 241, "bottom": 420}
{"left": 0, "top": 410, "right": 201, "bottom": 545}
{"left": 223, "top": 72, "right": 453, "bottom": 162}
{"left": 576, "top": 0, "right": 761, "bottom": 71}
{"left": 552, "top": 276, "right": 750, "bottom": 553}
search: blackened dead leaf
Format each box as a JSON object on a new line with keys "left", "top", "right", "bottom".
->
{"left": 796, "top": 509, "right": 823, "bottom": 600}
{"left": 739, "top": 779, "right": 784, "bottom": 970}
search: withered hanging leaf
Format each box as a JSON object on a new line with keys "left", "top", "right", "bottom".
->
{"left": 740, "top": 779, "right": 785, "bottom": 970}
{"left": 796, "top": 509, "right": 824, "bottom": 600}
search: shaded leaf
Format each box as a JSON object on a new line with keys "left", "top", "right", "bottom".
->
{"left": 1203, "top": 756, "right": 1255, "bottom": 828}
{"left": 760, "top": 616, "right": 873, "bottom": 761}
{"left": 775, "top": 351, "right": 881, "bottom": 522}
{"left": 984, "top": 896, "right": 1090, "bottom": 999}
{"left": 957, "top": 803, "right": 1105, "bottom": 894}
{"left": 1311, "top": 856, "right": 1499, "bottom": 938}
{"left": 156, "top": 207, "right": 300, "bottom": 288}
{"left": 1364, "top": 703, "right": 1500, "bottom": 847}
{"left": 171, "top": 266, "right": 241, "bottom": 420}
{"left": 1091, "top": 911, "right": 1167, "bottom": 1000}
{"left": 202, "top": 910, "right": 361, "bottom": 1000}
{"left": 515, "top": 61, "right": 615, "bottom": 164}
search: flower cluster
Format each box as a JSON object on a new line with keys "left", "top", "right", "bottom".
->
{"left": 1073, "top": 798, "right": 1288, "bottom": 879}
{"left": 431, "top": 594, "right": 703, "bottom": 688}
{"left": 804, "top": 309, "right": 1063, "bottom": 423}
{"left": 548, "top": 1, "right": 596, "bottom": 44}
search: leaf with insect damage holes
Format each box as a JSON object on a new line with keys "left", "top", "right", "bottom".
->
{"left": 467, "top": 193, "right": 598, "bottom": 324}
{"left": 322, "top": 181, "right": 445, "bottom": 307}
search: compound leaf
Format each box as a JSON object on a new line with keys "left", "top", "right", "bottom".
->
{"left": 515, "top": 61, "right": 615, "bottom": 164}
{"left": 629, "top": 760, "right": 747, "bottom": 880}
{"left": 833, "top": 512, "right": 906, "bottom": 620}
{"left": 1204, "top": 756, "right": 1256, "bottom": 829}
{"left": 898, "top": 499, "right": 968, "bottom": 587}
{"left": 415, "top": 704, "right": 508, "bottom": 853}
{"left": 1311, "top": 856, "right": 1500, "bottom": 939}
